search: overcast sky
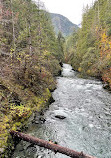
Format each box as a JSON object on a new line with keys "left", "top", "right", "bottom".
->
{"left": 41, "top": 0, "right": 95, "bottom": 25}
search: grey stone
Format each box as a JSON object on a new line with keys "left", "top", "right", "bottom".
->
{"left": 55, "top": 115, "right": 66, "bottom": 119}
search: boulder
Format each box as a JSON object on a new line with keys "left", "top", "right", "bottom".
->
{"left": 32, "top": 115, "right": 46, "bottom": 124}
{"left": 55, "top": 115, "right": 66, "bottom": 119}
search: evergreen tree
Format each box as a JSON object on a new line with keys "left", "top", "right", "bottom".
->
{"left": 67, "top": 0, "right": 111, "bottom": 87}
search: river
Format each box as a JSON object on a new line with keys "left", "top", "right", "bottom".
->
{"left": 12, "top": 64, "right": 111, "bottom": 158}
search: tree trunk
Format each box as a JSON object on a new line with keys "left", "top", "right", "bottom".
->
{"left": 10, "top": 130, "right": 96, "bottom": 158}
{"left": 10, "top": 0, "right": 16, "bottom": 57}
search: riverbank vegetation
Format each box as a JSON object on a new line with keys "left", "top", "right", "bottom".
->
{"left": 65, "top": 0, "right": 111, "bottom": 89}
{"left": 0, "top": 0, "right": 64, "bottom": 156}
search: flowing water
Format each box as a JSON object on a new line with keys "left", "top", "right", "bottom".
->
{"left": 12, "top": 64, "right": 111, "bottom": 158}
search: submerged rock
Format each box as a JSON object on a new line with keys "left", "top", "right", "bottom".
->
{"left": 55, "top": 115, "right": 66, "bottom": 119}
{"left": 53, "top": 110, "right": 67, "bottom": 120}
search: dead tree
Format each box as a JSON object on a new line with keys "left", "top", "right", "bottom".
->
{"left": 10, "top": 130, "right": 96, "bottom": 158}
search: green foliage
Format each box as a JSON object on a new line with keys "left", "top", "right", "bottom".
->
{"left": 0, "top": 0, "right": 63, "bottom": 60}
{"left": 56, "top": 32, "right": 65, "bottom": 60}
{"left": 65, "top": 29, "right": 79, "bottom": 63}
{"left": 0, "top": 0, "right": 62, "bottom": 155}
{"left": 66, "top": 0, "right": 111, "bottom": 82}
{"left": 80, "top": 47, "right": 99, "bottom": 75}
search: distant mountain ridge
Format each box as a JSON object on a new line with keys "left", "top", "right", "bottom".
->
{"left": 50, "top": 13, "right": 78, "bottom": 37}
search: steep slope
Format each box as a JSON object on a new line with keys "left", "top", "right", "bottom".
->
{"left": 0, "top": 1, "right": 62, "bottom": 156}
{"left": 50, "top": 13, "right": 78, "bottom": 36}
{"left": 66, "top": 0, "right": 111, "bottom": 89}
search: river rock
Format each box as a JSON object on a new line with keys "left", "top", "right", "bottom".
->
{"left": 55, "top": 115, "right": 66, "bottom": 119}
{"left": 53, "top": 110, "right": 67, "bottom": 120}
{"left": 32, "top": 115, "right": 46, "bottom": 124}
{"left": 37, "top": 156, "right": 43, "bottom": 158}
{"left": 39, "top": 117, "right": 46, "bottom": 123}
{"left": 103, "top": 84, "right": 110, "bottom": 90}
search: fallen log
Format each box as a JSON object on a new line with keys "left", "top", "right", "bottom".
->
{"left": 10, "top": 130, "right": 96, "bottom": 158}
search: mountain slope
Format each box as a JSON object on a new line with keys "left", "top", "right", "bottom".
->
{"left": 50, "top": 13, "right": 78, "bottom": 37}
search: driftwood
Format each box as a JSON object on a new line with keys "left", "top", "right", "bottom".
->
{"left": 10, "top": 130, "right": 96, "bottom": 158}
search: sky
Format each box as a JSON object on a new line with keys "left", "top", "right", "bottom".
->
{"left": 40, "top": 0, "right": 95, "bottom": 25}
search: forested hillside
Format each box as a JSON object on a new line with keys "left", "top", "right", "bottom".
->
{"left": 65, "top": 0, "right": 111, "bottom": 89}
{"left": 50, "top": 13, "right": 78, "bottom": 37}
{"left": 0, "top": 0, "right": 63, "bottom": 156}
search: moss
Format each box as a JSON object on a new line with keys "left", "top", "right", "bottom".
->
{"left": 0, "top": 50, "right": 61, "bottom": 157}
{"left": 0, "top": 83, "right": 53, "bottom": 157}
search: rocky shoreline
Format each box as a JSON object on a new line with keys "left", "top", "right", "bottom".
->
{"left": 0, "top": 90, "right": 55, "bottom": 158}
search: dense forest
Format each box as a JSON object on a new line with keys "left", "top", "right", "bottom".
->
{"left": 0, "top": 0, "right": 64, "bottom": 156}
{"left": 65, "top": 0, "right": 111, "bottom": 89}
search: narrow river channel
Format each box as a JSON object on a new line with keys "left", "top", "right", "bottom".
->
{"left": 12, "top": 64, "right": 111, "bottom": 158}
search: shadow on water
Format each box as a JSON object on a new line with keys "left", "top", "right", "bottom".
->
{"left": 12, "top": 64, "right": 111, "bottom": 158}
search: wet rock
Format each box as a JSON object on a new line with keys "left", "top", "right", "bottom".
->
{"left": 48, "top": 96, "right": 55, "bottom": 104}
{"left": 58, "top": 70, "right": 62, "bottom": 76}
{"left": 59, "top": 61, "right": 63, "bottom": 67}
{"left": 39, "top": 111, "right": 44, "bottom": 116}
{"left": 32, "top": 117, "right": 39, "bottom": 124}
{"left": 103, "top": 84, "right": 110, "bottom": 90}
{"left": 32, "top": 112, "right": 40, "bottom": 124}
{"left": 32, "top": 113, "right": 46, "bottom": 124}
{"left": 53, "top": 110, "right": 68, "bottom": 119}
{"left": 26, "top": 144, "right": 36, "bottom": 150}
{"left": 38, "top": 156, "right": 43, "bottom": 158}
{"left": 54, "top": 141, "right": 58, "bottom": 144}
{"left": 39, "top": 117, "right": 46, "bottom": 123}
{"left": 32, "top": 120, "right": 39, "bottom": 124}
{"left": 17, "top": 140, "right": 30, "bottom": 151}
{"left": 55, "top": 115, "right": 66, "bottom": 119}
